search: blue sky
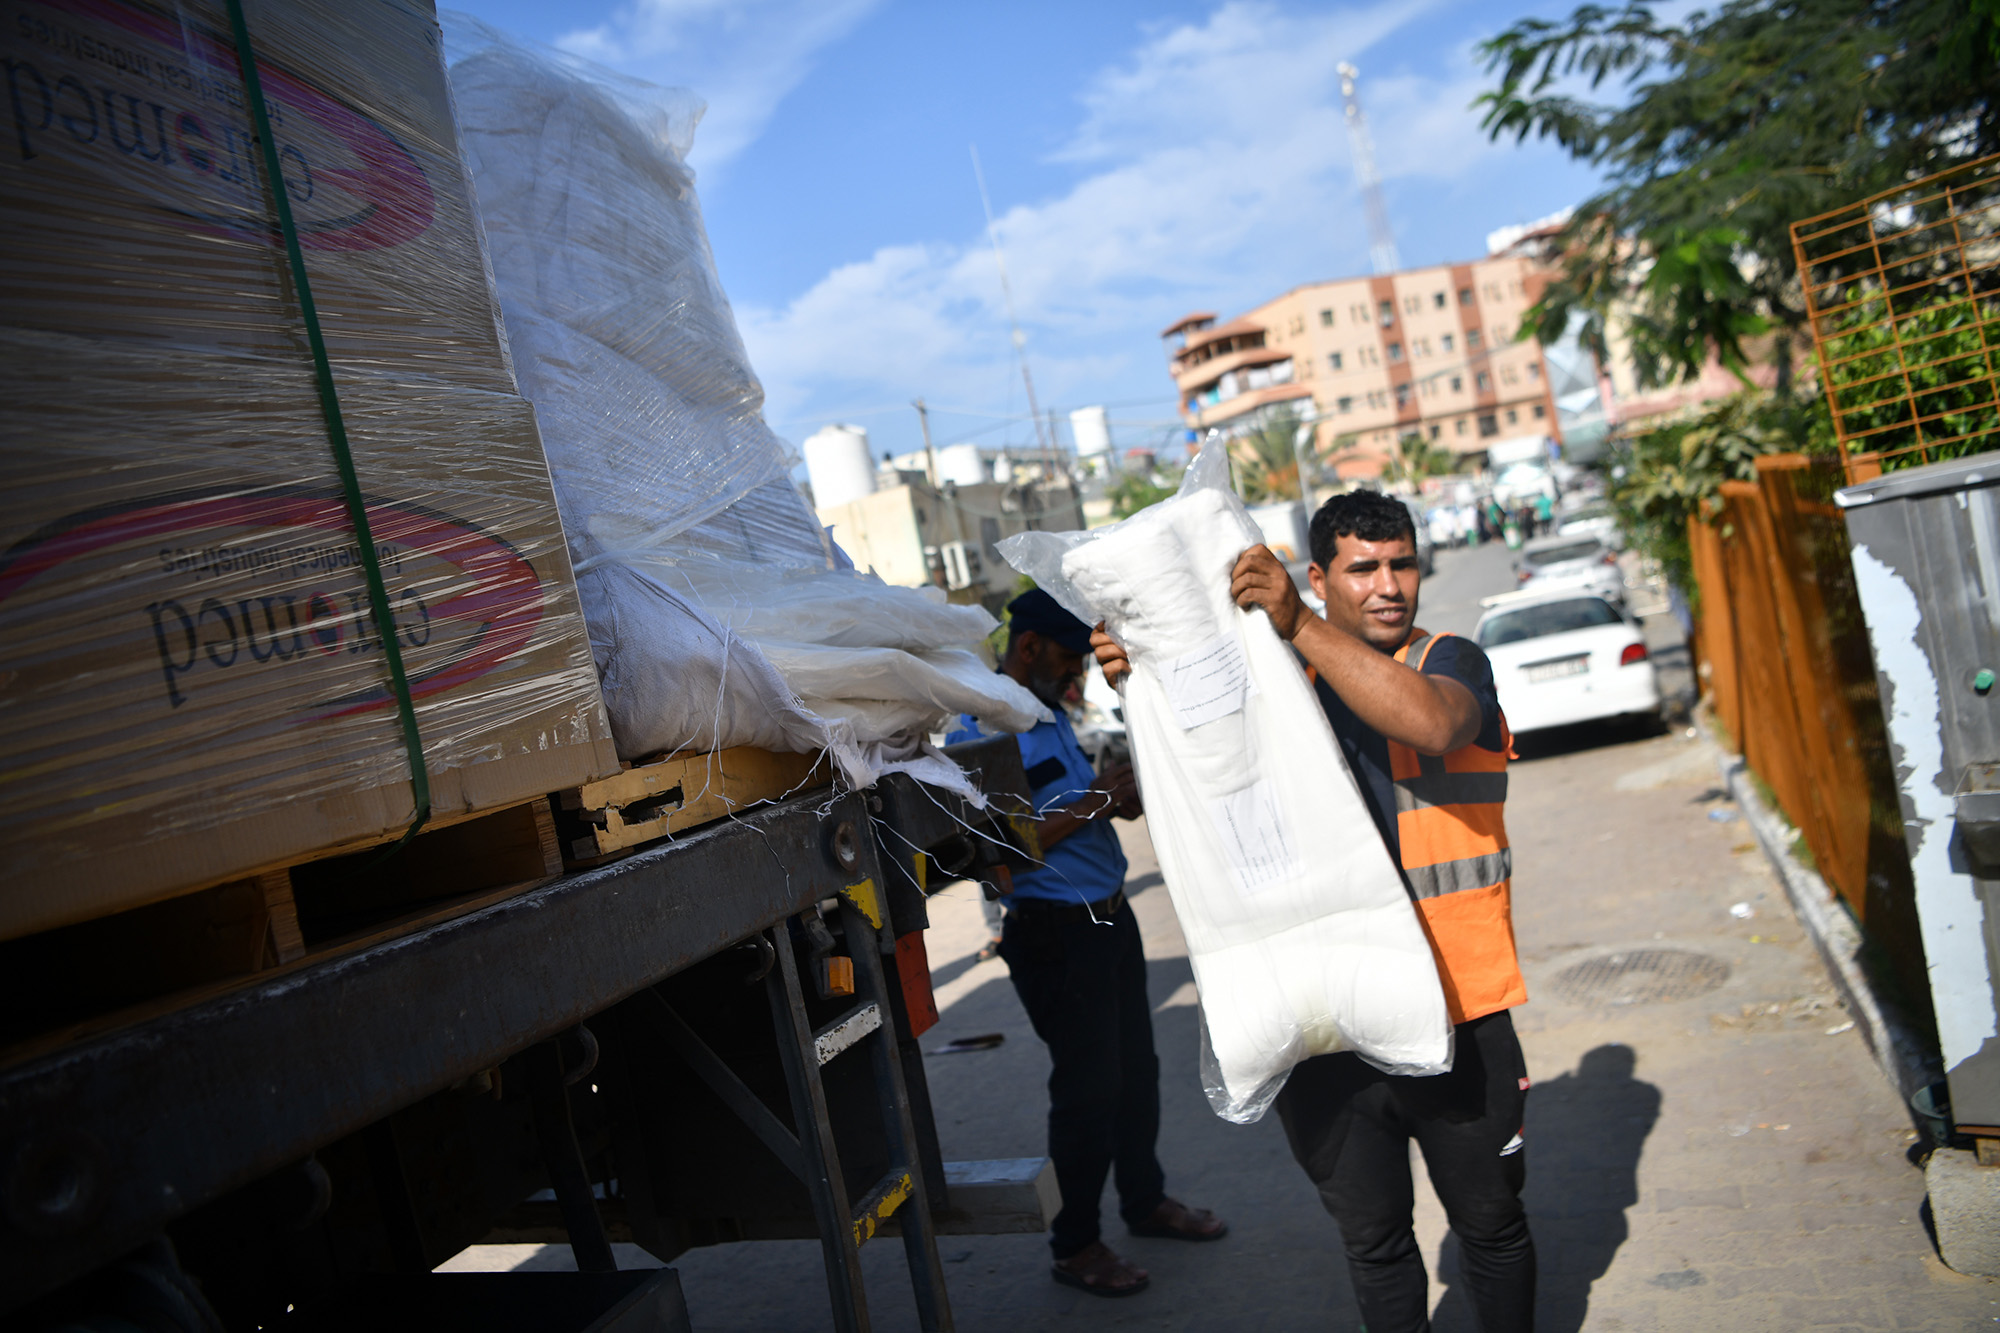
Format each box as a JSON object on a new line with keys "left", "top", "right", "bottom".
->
{"left": 447, "top": 0, "right": 1610, "bottom": 463}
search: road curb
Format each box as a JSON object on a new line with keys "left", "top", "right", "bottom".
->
{"left": 1719, "top": 752, "right": 1939, "bottom": 1106}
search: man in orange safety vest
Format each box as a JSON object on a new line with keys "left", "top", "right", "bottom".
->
{"left": 1095, "top": 487, "right": 1534, "bottom": 1333}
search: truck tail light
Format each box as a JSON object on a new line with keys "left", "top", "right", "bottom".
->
{"left": 1619, "top": 642, "right": 1649, "bottom": 666}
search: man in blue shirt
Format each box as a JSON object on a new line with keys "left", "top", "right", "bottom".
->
{"left": 948, "top": 590, "right": 1226, "bottom": 1298}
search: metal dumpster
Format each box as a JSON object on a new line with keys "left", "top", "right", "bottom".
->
{"left": 1838, "top": 455, "right": 2000, "bottom": 1137}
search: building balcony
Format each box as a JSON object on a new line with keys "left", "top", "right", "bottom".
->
{"left": 1174, "top": 345, "right": 1293, "bottom": 395}
{"left": 1187, "top": 382, "right": 1313, "bottom": 431}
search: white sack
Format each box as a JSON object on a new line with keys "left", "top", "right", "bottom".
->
{"left": 443, "top": 20, "right": 1044, "bottom": 783}
{"left": 998, "top": 445, "right": 1451, "bottom": 1121}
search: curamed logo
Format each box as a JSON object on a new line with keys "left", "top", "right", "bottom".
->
{"left": 0, "top": 487, "right": 546, "bottom": 718}
{"left": 4, "top": 0, "right": 435, "bottom": 251}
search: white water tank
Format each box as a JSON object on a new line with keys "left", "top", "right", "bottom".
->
{"left": 804, "top": 424, "right": 876, "bottom": 509}
{"left": 937, "top": 442, "right": 989, "bottom": 486}
{"left": 1070, "top": 405, "right": 1112, "bottom": 458}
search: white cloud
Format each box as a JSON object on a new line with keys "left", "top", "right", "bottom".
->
{"left": 738, "top": 0, "right": 1593, "bottom": 444}
{"left": 557, "top": 0, "right": 881, "bottom": 169}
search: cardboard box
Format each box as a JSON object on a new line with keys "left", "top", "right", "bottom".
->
{"left": 0, "top": 0, "right": 515, "bottom": 389}
{"left": 0, "top": 337, "right": 618, "bottom": 942}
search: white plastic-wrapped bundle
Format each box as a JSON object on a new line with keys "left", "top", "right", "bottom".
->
{"left": 442, "top": 19, "right": 1044, "bottom": 783}
{"left": 998, "top": 445, "right": 1451, "bottom": 1121}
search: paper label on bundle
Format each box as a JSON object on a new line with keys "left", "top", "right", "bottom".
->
{"left": 1157, "top": 633, "right": 1250, "bottom": 729}
{"left": 1211, "top": 779, "right": 1293, "bottom": 897}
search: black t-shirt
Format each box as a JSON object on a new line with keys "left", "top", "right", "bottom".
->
{"left": 1311, "top": 634, "right": 1506, "bottom": 865}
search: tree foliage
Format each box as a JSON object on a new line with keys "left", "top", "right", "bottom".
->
{"left": 1477, "top": 0, "right": 2000, "bottom": 389}
{"left": 1232, "top": 409, "right": 1303, "bottom": 503}
{"left": 1105, "top": 471, "right": 1175, "bottom": 519}
{"left": 1606, "top": 391, "right": 1832, "bottom": 592}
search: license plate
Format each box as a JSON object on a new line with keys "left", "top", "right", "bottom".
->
{"left": 1525, "top": 656, "right": 1590, "bottom": 683}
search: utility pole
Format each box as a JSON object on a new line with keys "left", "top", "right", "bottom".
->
{"left": 970, "top": 144, "right": 1049, "bottom": 459}
{"left": 912, "top": 397, "right": 939, "bottom": 487}
{"left": 1336, "top": 62, "right": 1401, "bottom": 276}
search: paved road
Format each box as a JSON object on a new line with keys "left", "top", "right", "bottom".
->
{"left": 452, "top": 542, "right": 1996, "bottom": 1330}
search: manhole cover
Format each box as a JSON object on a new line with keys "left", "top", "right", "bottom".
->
{"left": 1553, "top": 949, "right": 1730, "bottom": 1006}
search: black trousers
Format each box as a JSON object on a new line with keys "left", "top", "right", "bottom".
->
{"left": 999, "top": 898, "right": 1167, "bottom": 1259}
{"left": 1275, "top": 1010, "right": 1536, "bottom": 1333}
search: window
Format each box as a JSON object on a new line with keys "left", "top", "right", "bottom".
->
{"left": 1455, "top": 418, "right": 1468, "bottom": 436}
{"left": 1403, "top": 294, "right": 1419, "bottom": 314}
{"left": 1526, "top": 361, "right": 1540, "bottom": 379}
{"left": 1395, "top": 383, "right": 1412, "bottom": 408}
{"left": 1450, "top": 375, "right": 1463, "bottom": 392}
{"left": 1351, "top": 303, "right": 1369, "bottom": 323}
{"left": 1320, "top": 308, "right": 1334, "bottom": 326}
{"left": 1387, "top": 342, "right": 1404, "bottom": 363}
{"left": 1466, "top": 329, "right": 1483, "bottom": 351}
{"left": 1506, "top": 408, "right": 1519, "bottom": 424}
{"left": 1478, "top": 413, "right": 1499, "bottom": 437}
{"left": 1459, "top": 287, "right": 1474, "bottom": 306}
{"left": 1337, "top": 396, "right": 1353, "bottom": 413}
{"left": 1378, "top": 299, "right": 1395, "bottom": 326}
{"left": 1441, "top": 333, "right": 1455, "bottom": 353}
{"left": 1414, "top": 336, "right": 1430, "bottom": 356}
{"left": 1428, "top": 423, "right": 1441, "bottom": 440}
{"left": 1501, "top": 365, "right": 1518, "bottom": 385}
{"left": 1365, "top": 345, "right": 1381, "bottom": 366}
{"left": 1532, "top": 403, "right": 1546, "bottom": 419}
{"left": 1291, "top": 315, "right": 1306, "bottom": 335}
{"left": 1433, "top": 291, "right": 1447, "bottom": 309}
{"left": 1329, "top": 351, "right": 1344, "bottom": 370}
{"left": 1476, "top": 372, "right": 1492, "bottom": 391}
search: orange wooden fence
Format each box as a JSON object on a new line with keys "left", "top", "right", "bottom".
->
{"left": 1686, "top": 453, "right": 1929, "bottom": 1003}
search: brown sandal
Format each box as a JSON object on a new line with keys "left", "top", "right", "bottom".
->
{"left": 1127, "top": 1197, "right": 1228, "bottom": 1241}
{"left": 1051, "top": 1241, "right": 1150, "bottom": 1297}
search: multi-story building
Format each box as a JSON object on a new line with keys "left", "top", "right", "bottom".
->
{"left": 1163, "top": 251, "right": 1563, "bottom": 478}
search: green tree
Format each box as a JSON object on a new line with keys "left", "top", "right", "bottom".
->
{"left": 1396, "top": 433, "right": 1459, "bottom": 479}
{"left": 1606, "top": 391, "right": 1832, "bottom": 593}
{"left": 1232, "top": 409, "right": 1303, "bottom": 502}
{"left": 1105, "top": 472, "right": 1175, "bottom": 519}
{"left": 1477, "top": 0, "right": 2000, "bottom": 391}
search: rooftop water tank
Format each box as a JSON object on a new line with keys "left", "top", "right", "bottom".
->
{"left": 937, "top": 442, "right": 989, "bottom": 487}
{"left": 1070, "top": 405, "right": 1112, "bottom": 458}
{"left": 803, "top": 424, "right": 876, "bottom": 510}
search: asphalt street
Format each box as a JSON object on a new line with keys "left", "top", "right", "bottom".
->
{"left": 447, "top": 541, "right": 1995, "bottom": 1330}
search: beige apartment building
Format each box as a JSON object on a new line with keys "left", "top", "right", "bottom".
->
{"left": 1163, "top": 251, "right": 1562, "bottom": 478}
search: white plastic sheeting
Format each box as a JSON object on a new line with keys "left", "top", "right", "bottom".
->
{"left": 443, "top": 19, "right": 1044, "bottom": 784}
{"left": 999, "top": 445, "right": 1451, "bottom": 1121}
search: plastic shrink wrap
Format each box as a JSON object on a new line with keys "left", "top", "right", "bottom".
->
{"left": 0, "top": 0, "right": 618, "bottom": 941}
{"left": 998, "top": 445, "right": 1452, "bottom": 1121}
{"left": 443, "top": 20, "right": 1045, "bottom": 789}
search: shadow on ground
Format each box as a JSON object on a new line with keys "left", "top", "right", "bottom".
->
{"left": 1428, "top": 1044, "right": 1660, "bottom": 1332}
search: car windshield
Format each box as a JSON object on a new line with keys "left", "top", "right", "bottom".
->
{"left": 1478, "top": 598, "right": 1623, "bottom": 647}
{"left": 1522, "top": 539, "right": 1604, "bottom": 567}
{"left": 1561, "top": 505, "right": 1613, "bottom": 524}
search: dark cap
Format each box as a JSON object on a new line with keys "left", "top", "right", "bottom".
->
{"left": 1006, "top": 589, "right": 1092, "bottom": 655}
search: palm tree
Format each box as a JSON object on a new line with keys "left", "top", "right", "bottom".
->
{"left": 1232, "top": 409, "right": 1303, "bottom": 503}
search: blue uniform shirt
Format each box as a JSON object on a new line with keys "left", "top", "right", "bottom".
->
{"left": 946, "top": 707, "right": 1127, "bottom": 906}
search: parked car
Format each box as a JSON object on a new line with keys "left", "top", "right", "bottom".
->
{"left": 1556, "top": 500, "right": 1625, "bottom": 552}
{"left": 1513, "top": 533, "right": 1624, "bottom": 605}
{"left": 1473, "top": 591, "right": 1662, "bottom": 734}
{"left": 1399, "top": 496, "right": 1435, "bottom": 575}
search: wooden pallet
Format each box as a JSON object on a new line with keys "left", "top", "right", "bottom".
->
{"left": 0, "top": 798, "right": 564, "bottom": 1062}
{"left": 557, "top": 746, "right": 832, "bottom": 865}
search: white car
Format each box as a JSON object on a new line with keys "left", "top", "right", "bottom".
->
{"left": 1513, "top": 533, "right": 1624, "bottom": 605}
{"left": 1555, "top": 501, "right": 1625, "bottom": 552}
{"left": 1474, "top": 592, "right": 1661, "bottom": 735}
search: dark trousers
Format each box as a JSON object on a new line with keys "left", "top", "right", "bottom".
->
{"left": 1276, "top": 1010, "right": 1536, "bottom": 1333}
{"left": 999, "top": 898, "right": 1166, "bottom": 1259}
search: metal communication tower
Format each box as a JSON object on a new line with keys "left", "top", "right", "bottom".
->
{"left": 1336, "top": 62, "right": 1401, "bottom": 276}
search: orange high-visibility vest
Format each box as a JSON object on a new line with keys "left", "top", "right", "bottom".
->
{"left": 1388, "top": 631, "right": 1527, "bottom": 1024}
